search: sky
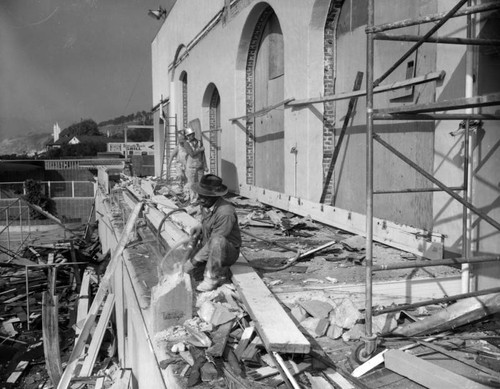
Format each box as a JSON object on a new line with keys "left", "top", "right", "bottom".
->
{"left": 0, "top": 0, "right": 173, "bottom": 139}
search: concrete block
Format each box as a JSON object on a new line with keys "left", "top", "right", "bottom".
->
{"left": 329, "top": 299, "right": 362, "bottom": 329}
{"left": 291, "top": 305, "right": 308, "bottom": 322}
{"left": 299, "top": 300, "right": 333, "bottom": 318}
{"left": 301, "top": 317, "right": 329, "bottom": 338}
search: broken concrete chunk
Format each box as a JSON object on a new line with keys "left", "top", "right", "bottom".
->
{"left": 329, "top": 299, "right": 362, "bottom": 329}
{"left": 299, "top": 300, "right": 333, "bottom": 318}
{"left": 171, "top": 342, "right": 186, "bottom": 353}
{"left": 291, "top": 305, "right": 309, "bottom": 322}
{"left": 301, "top": 317, "right": 329, "bottom": 338}
{"left": 342, "top": 323, "right": 365, "bottom": 341}
{"left": 326, "top": 323, "right": 343, "bottom": 340}
{"left": 200, "top": 362, "right": 218, "bottom": 382}
{"left": 197, "top": 301, "right": 236, "bottom": 326}
{"left": 372, "top": 313, "right": 398, "bottom": 334}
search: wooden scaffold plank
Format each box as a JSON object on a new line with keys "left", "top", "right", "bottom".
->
{"left": 231, "top": 257, "right": 310, "bottom": 354}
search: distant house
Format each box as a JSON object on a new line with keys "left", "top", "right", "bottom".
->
{"left": 46, "top": 136, "right": 71, "bottom": 150}
{"left": 67, "top": 135, "right": 108, "bottom": 146}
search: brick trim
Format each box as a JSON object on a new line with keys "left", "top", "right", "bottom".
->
{"left": 245, "top": 7, "right": 274, "bottom": 185}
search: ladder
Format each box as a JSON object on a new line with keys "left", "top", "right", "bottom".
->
{"left": 160, "top": 112, "right": 178, "bottom": 179}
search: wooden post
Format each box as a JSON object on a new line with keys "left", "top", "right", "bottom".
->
{"left": 42, "top": 292, "right": 62, "bottom": 386}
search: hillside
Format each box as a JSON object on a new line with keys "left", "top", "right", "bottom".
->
{"left": 0, "top": 132, "right": 52, "bottom": 157}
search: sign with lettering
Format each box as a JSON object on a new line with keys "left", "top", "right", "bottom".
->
{"left": 107, "top": 142, "right": 155, "bottom": 155}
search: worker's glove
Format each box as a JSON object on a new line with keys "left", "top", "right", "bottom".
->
{"left": 190, "top": 225, "right": 202, "bottom": 240}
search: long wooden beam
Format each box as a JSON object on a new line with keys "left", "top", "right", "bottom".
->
{"left": 374, "top": 92, "right": 500, "bottom": 114}
{"left": 229, "top": 98, "right": 295, "bottom": 122}
{"left": 289, "top": 71, "right": 444, "bottom": 106}
{"left": 239, "top": 184, "right": 444, "bottom": 260}
{"left": 384, "top": 349, "right": 491, "bottom": 389}
{"left": 231, "top": 256, "right": 310, "bottom": 354}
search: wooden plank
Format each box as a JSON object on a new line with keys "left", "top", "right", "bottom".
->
{"left": 229, "top": 97, "right": 295, "bottom": 121}
{"left": 273, "top": 276, "right": 461, "bottom": 311}
{"left": 417, "top": 341, "right": 500, "bottom": 378}
{"left": 392, "top": 292, "right": 500, "bottom": 337}
{"left": 374, "top": 92, "right": 500, "bottom": 115}
{"left": 320, "top": 72, "right": 364, "bottom": 203}
{"left": 7, "top": 360, "right": 29, "bottom": 383}
{"left": 42, "top": 292, "right": 62, "bottom": 386}
{"left": 234, "top": 326, "right": 255, "bottom": 360}
{"left": 231, "top": 256, "right": 310, "bottom": 354}
{"left": 289, "top": 71, "right": 444, "bottom": 106}
{"left": 384, "top": 349, "right": 491, "bottom": 389}
{"left": 79, "top": 293, "right": 115, "bottom": 377}
{"left": 239, "top": 184, "right": 444, "bottom": 260}
{"left": 323, "top": 368, "right": 355, "bottom": 389}
{"left": 75, "top": 269, "right": 91, "bottom": 336}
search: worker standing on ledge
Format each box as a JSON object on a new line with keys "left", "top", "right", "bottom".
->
{"left": 166, "top": 129, "right": 188, "bottom": 187}
{"left": 183, "top": 126, "right": 207, "bottom": 204}
{"left": 183, "top": 174, "right": 241, "bottom": 292}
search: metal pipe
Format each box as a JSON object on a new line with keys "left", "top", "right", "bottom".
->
{"left": 374, "top": 186, "right": 463, "bottom": 194}
{"left": 25, "top": 267, "right": 30, "bottom": 331}
{"left": 373, "top": 113, "right": 500, "bottom": 120}
{"left": 373, "top": 134, "right": 500, "bottom": 232}
{"left": 365, "top": 0, "right": 375, "bottom": 340}
{"left": 374, "top": 0, "right": 469, "bottom": 86}
{"left": 374, "top": 33, "right": 500, "bottom": 46}
{"left": 367, "top": 2, "right": 500, "bottom": 33}
{"left": 374, "top": 286, "right": 500, "bottom": 315}
{"left": 372, "top": 255, "right": 500, "bottom": 271}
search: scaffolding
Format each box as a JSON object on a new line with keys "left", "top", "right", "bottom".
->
{"left": 357, "top": 0, "right": 500, "bottom": 361}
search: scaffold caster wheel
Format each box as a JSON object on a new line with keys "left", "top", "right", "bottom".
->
{"left": 350, "top": 341, "right": 374, "bottom": 365}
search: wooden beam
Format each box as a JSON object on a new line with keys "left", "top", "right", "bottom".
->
{"left": 75, "top": 270, "right": 91, "bottom": 336}
{"left": 320, "top": 72, "right": 364, "bottom": 203}
{"left": 79, "top": 293, "right": 115, "bottom": 377}
{"left": 42, "top": 292, "right": 62, "bottom": 387}
{"left": 374, "top": 92, "right": 500, "bottom": 114}
{"left": 289, "top": 71, "right": 444, "bottom": 106}
{"left": 392, "top": 292, "right": 500, "bottom": 337}
{"left": 231, "top": 256, "right": 310, "bottom": 354}
{"left": 416, "top": 341, "right": 500, "bottom": 378}
{"left": 239, "top": 184, "right": 444, "bottom": 260}
{"left": 384, "top": 349, "right": 491, "bottom": 389}
{"left": 229, "top": 98, "right": 295, "bottom": 121}
{"left": 273, "top": 276, "right": 461, "bottom": 311}
{"left": 58, "top": 202, "right": 143, "bottom": 389}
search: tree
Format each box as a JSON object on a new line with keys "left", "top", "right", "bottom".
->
{"left": 23, "top": 179, "right": 56, "bottom": 219}
{"left": 60, "top": 119, "right": 101, "bottom": 138}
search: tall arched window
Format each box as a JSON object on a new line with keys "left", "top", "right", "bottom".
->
{"left": 247, "top": 7, "right": 285, "bottom": 192}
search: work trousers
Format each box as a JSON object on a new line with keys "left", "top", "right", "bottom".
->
{"left": 185, "top": 165, "right": 204, "bottom": 202}
{"left": 192, "top": 235, "right": 240, "bottom": 279}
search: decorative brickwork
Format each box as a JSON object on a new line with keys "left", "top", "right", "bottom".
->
{"left": 323, "top": 0, "right": 344, "bottom": 204}
{"left": 245, "top": 6, "right": 274, "bottom": 185}
{"left": 181, "top": 72, "right": 188, "bottom": 129}
{"left": 209, "top": 89, "right": 220, "bottom": 175}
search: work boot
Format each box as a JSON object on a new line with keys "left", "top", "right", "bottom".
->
{"left": 196, "top": 277, "right": 222, "bottom": 292}
{"left": 183, "top": 260, "right": 195, "bottom": 274}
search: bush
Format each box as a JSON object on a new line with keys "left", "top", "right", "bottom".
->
{"left": 23, "top": 179, "right": 57, "bottom": 219}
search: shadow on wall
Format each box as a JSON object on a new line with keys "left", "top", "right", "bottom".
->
{"left": 221, "top": 159, "right": 239, "bottom": 193}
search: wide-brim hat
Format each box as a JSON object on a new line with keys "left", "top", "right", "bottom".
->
{"left": 192, "top": 174, "right": 228, "bottom": 197}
